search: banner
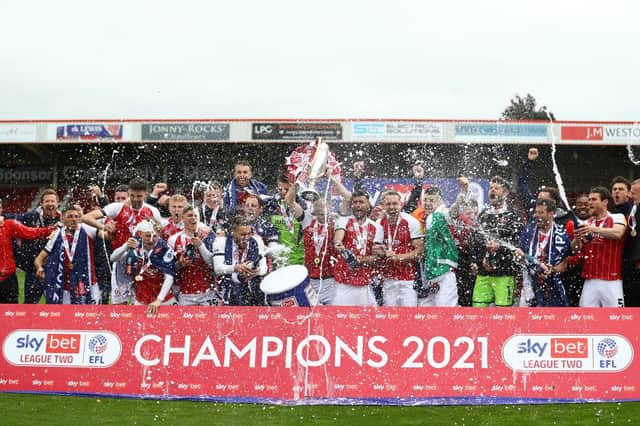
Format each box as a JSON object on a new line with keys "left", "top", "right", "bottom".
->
{"left": 1, "top": 306, "right": 638, "bottom": 404}
{"left": 141, "top": 123, "right": 230, "bottom": 141}
{"left": 252, "top": 123, "right": 343, "bottom": 140}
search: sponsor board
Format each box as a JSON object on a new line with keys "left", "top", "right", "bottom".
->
{"left": 48, "top": 124, "right": 130, "bottom": 141}
{"left": 603, "top": 125, "right": 640, "bottom": 142}
{"left": 352, "top": 122, "right": 443, "bottom": 142}
{"left": 141, "top": 123, "right": 230, "bottom": 141}
{"left": 3, "top": 329, "right": 121, "bottom": 368}
{"left": 502, "top": 334, "right": 633, "bottom": 372}
{"left": 252, "top": 123, "right": 342, "bottom": 140}
{"left": 0, "top": 306, "right": 638, "bottom": 404}
{"left": 0, "top": 124, "right": 37, "bottom": 142}
{"left": 561, "top": 126, "right": 604, "bottom": 141}
{"left": 454, "top": 123, "right": 548, "bottom": 142}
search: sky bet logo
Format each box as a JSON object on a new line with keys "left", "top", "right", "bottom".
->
{"left": 3, "top": 330, "right": 121, "bottom": 368}
{"left": 517, "top": 337, "right": 588, "bottom": 358}
{"left": 503, "top": 334, "right": 633, "bottom": 372}
{"left": 16, "top": 333, "right": 80, "bottom": 354}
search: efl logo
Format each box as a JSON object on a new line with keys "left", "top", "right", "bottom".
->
{"left": 3, "top": 330, "right": 121, "bottom": 368}
{"left": 502, "top": 334, "right": 633, "bottom": 372}
{"left": 46, "top": 333, "right": 81, "bottom": 354}
{"left": 550, "top": 337, "right": 588, "bottom": 358}
{"left": 561, "top": 126, "right": 603, "bottom": 141}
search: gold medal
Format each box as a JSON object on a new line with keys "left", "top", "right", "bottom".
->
{"left": 314, "top": 257, "right": 321, "bottom": 266}
{"left": 135, "top": 275, "right": 143, "bottom": 282}
{"left": 632, "top": 229, "right": 637, "bottom": 237}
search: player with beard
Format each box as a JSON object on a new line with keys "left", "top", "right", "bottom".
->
{"left": 377, "top": 191, "right": 423, "bottom": 307}
{"left": 212, "top": 215, "right": 268, "bottom": 306}
{"left": 517, "top": 199, "right": 571, "bottom": 307}
{"left": 167, "top": 205, "right": 216, "bottom": 305}
{"left": 5, "top": 188, "right": 61, "bottom": 304}
{"left": 333, "top": 191, "right": 385, "bottom": 306}
{"left": 110, "top": 220, "right": 176, "bottom": 314}
{"left": 573, "top": 187, "right": 627, "bottom": 307}
{"left": 563, "top": 192, "right": 590, "bottom": 307}
{"left": 223, "top": 160, "right": 268, "bottom": 215}
{"left": 287, "top": 189, "right": 337, "bottom": 305}
{"left": 0, "top": 198, "right": 57, "bottom": 304}
{"left": 35, "top": 206, "right": 105, "bottom": 304}
{"left": 420, "top": 187, "right": 459, "bottom": 307}
{"left": 624, "top": 179, "right": 640, "bottom": 306}
{"left": 470, "top": 176, "right": 524, "bottom": 307}
{"left": 82, "top": 178, "right": 165, "bottom": 304}
{"left": 161, "top": 194, "right": 186, "bottom": 241}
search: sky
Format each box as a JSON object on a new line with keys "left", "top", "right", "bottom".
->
{"left": 1, "top": 0, "right": 639, "bottom": 121}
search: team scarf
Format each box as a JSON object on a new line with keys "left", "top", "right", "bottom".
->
{"left": 44, "top": 226, "right": 92, "bottom": 304}
{"left": 520, "top": 221, "right": 570, "bottom": 306}
{"left": 223, "top": 178, "right": 267, "bottom": 214}
{"left": 219, "top": 234, "right": 260, "bottom": 306}
{"left": 145, "top": 238, "right": 176, "bottom": 277}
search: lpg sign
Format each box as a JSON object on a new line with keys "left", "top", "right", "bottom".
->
{"left": 2, "top": 330, "right": 121, "bottom": 368}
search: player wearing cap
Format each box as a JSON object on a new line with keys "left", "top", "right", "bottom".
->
{"left": 110, "top": 220, "right": 176, "bottom": 314}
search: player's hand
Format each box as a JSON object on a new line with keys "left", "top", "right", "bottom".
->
{"left": 370, "top": 205, "right": 384, "bottom": 221}
{"left": 157, "top": 194, "right": 170, "bottom": 206}
{"left": 197, "top": 226, "right": 212, "bottom": 240}
{"left": 482, "top": 258, "right": 494, "bottom": 272}
{"left": 126, "top": 238, "right": 137, "bottom": 249}
{"left": 147, "top": 300, "right": 161, "bottom": 315}
{"left": 234, "top": 262, "right": 255, "bottom": 276}
{"left": 528, "top": 147, "right": 539, "bottom": 161}
{"left": 152, "top": 183, "right": 168, "bottom": 197}
{"left": 353, "top": 161, "right": 365, "bottom": 178}
{"left": 457, "top": 176, "right": 469, "bottom": 191}
{"left": 412, "top": 164, "right": 425, "bottom": 180}
{"left": 36, "top": 267, "right": 45, "bottom": 281}
{"left": 333, "top": 242, "right": 345, "bottom": 254}
{"left": 103, "top": 222, "right": 116, "bottom": 234}
{"left": 190, "top": 237, "right": 202, "bottom": 248}
{"left": 89, "top": 185, "right": 103, "bottom": 198}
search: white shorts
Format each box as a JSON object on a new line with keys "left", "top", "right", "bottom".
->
{"left": 331, "top": 282, "right": 377, "bottom": 307}
{"left": 579, "top": 279, "right": 624, "bottom": 307}
{"left": 178, "top": 289, "right": 218, "bottom": 306}
{"left": 383, "top": 279, "right": 417, "bottom": 307}
{"left": 310, "top": 277, "right": 336, "bottom": 305}
{"left": 62, "top": 284, "right": 101, "bottom": 305}
{"left": 134, "top": 297, "right": 178, "bottom": 306}
{"left": 418, "top": 271, "right": 458, "bottom": 307}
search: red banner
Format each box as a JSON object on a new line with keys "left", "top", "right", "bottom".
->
{"left": 1, "top": 305, "right": 638, "bottom": 404}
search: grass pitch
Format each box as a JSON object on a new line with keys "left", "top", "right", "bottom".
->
{"left": 0, "top": 394, "right": 638, "bottom": 425}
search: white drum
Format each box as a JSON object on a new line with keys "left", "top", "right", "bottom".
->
{"left": 260, "top": 265, "right": 318, "bottom": 307}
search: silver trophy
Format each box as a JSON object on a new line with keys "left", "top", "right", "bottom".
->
{"left": 299, "top": 137, "right": 330, "bottom": 202}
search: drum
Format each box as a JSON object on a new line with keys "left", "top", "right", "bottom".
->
{"left": 260, "top": 265, "right": 318, "bottom": 307}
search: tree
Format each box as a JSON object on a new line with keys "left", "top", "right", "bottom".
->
{"left": 501, "top": 94, "right": 556, "bottom": 121}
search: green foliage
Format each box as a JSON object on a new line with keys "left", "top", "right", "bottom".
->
{"left": 501, "top": 94, "right": 556, "bottom": 121}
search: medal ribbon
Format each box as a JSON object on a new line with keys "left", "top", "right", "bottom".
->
{"left": 62, "top": 227, "right": 81, "bottom": 265}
